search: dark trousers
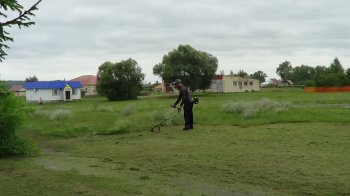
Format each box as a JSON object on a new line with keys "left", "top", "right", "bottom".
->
{"left": 184, "top": 102, "right": 193, "bottom": 128}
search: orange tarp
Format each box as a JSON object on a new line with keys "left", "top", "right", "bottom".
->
{"left": 304, "top": 86, "right": 350, "bottom": 92}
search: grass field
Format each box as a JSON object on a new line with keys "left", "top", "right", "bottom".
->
{"left": 1, "top": 89, "right": 350, "bottom": 195}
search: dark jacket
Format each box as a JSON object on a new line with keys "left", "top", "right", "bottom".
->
{"left": 174, "top": 85, "right": 192, "bottom": 106}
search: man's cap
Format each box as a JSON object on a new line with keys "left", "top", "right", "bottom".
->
{"left": 173, "top": 79, "right": 181, "bottom": 84}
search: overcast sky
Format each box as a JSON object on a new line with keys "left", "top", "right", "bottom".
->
{"left": 1, "top": 0, "right": 350, "bottom": 83}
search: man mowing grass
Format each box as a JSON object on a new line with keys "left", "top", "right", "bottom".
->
{"left": 171, "top": 79, "right": 194, "bottom": 131}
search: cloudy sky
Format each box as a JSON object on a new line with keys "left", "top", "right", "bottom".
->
{"left": 1, "top": 0, "right": 350, "bottom": 83}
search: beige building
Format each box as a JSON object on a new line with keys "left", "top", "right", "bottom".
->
{"left": 153, "top": 83, "right": 165, "bottom": 93}
{"left": 209, "top": 75, "right": 260, "bottom": 93}
{"left": 70, "top": 75, "right": 97, "bottom": 96}
{"left": 10, "top": 85, "right": 26, "bottom": 97}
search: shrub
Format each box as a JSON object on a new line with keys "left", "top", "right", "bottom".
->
{"left": 0, "top": 81, "right": 31, "bottom": 157}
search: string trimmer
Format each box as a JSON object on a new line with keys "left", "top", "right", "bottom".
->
{"left": 150, "top": 97, "right": 199, "bottom": 132}
{"left": 150, "top": 107, "right": 182, "bottom": 132}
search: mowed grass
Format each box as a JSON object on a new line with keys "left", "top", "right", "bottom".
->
{"left": 1, "top": 89, "right": 350, "bottom": 195}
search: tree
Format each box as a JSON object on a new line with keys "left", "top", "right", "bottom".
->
{"left": 329, "top": 57, "right": 344, "bottom": 74}
{"left": 314, "top": 65, "right": 328, "bottom": 87}
{"left": 153, "top": 44, "right": 218, "bottom": 91}
{"left": 327, "top": 57, "right": 345, "bottom": 86}
{"left": 314, "top": 58, "right": 346, "bottom": 87}
{"left": 290, "top": 65, "right": 316, "bottom": 85}
{"left": 25, "top": 75, "right": 38, "bottom": 82}
{"left": 276, "top": 61, "right": 293, "bottom": 82}
{"left": 0, "top": 81, "right": 29, "bottom": 157}
{"left": 0, "top": 0, "right": 41, "bottom": 157}
{"left": 97, "top": 58, "right": 145, "bottom": 101}
{"left": 236, "top": 69, "right": 248, "bottom": 77}
{"left": 0, "top": 0, "right": 42, "bottom": 61}
{"left": 344, "top": 68, "right": 350, "bottom": 86}
{"left": 250, "top": 70, "right": 267, "bottom": 84}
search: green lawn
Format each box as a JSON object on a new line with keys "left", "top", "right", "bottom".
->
{"left": 1, "top": 90, "right": 350, "bottom": 195}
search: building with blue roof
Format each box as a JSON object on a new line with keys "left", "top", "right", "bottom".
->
{"left": 24, "top": 81, "right": 82, "bottom": 102}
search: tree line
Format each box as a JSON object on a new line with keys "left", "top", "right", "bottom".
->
{"left": 276, "top": 57, "right": 349, "bottom": 87}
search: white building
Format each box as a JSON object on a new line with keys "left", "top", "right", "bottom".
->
{"left": 209, "top": 75, "right": 260, "bottom": 93}
{"left": 24, "top": 81, "right": 82, "bottom": 102}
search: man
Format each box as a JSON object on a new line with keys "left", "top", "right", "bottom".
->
{"left": 171, "top": 79, "right": 194, "bottom": 130}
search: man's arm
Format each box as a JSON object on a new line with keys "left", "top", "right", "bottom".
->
{"left": 173, "top": 91, "right": 182, "bottom": 106}
{"left": 172, "top": 88, "right": 183, "bottom": 107}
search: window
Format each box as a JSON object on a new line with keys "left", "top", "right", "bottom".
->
{"left": 249, "top": 82, "right": 253, "bottom": 86}
{"left": 72, "top": 89, "right": 77, "bottom": 95}
{"left": 52, "top": 89, "right": 58, "bottom": 96}
{"left": 233, "top": 81, "right": 237, "bottom": 86}
{"left": 244, "top": 82, "right": 248, "bottom": 86}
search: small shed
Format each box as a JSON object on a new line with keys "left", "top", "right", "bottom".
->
{"left": 24, "top": 81, "right": 82, "bottom": 102}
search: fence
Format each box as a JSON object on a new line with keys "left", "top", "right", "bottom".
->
{"left": 304, "top": 86, "right": 350, "bottom": 92}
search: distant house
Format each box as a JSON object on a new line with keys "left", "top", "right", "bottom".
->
{"left": 268, "top": 78, "right": 281, "bottom": 86}
{"left": 10, "top": 85, "right": 26, "bottom": 97}
{"left": 153, "top": 83, "right": 165, "bottom": 94}
{"left": 24, "top": 81, "right": 82, "bottom": 102}
{"left": 281, "top": 80, "right": 294, "bottom": 86}
{"left": 70, "top": 75, "right": 97, "bottom": 96}
{"left": 208, "top": 75, "right": 260, "bottom": 93}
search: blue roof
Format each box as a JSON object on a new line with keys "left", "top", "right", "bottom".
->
{"left": 24, "top": 81, "right": 82, "bottom": 89}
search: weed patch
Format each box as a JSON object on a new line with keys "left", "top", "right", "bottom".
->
{"left": 120, "top": 104, "right": 137, "bottom": 117}
{"left": 49, "top": 109, "right": 71, "bottom": 121}
{"left": 222, "top": 98, "right": 291, "bottom": 118}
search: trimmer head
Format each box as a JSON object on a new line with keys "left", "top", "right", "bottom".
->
{"left": 150, "top": 108, "right": 181, "bottom": 132}
{"left": 150, "top": 126, "right": 161, "bottom": 132}
{"left": 193, "top": 97, "right": 199, "bottom": 104}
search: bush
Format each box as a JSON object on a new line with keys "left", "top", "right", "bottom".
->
{"left": 304, "top": 80, "right": 315, "bottom": 87}
{"left": 0, "top": 81, "right": 31, "bottom": 157}
{"left": 222, "top": 98, "right": 291, "bottom": 118}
